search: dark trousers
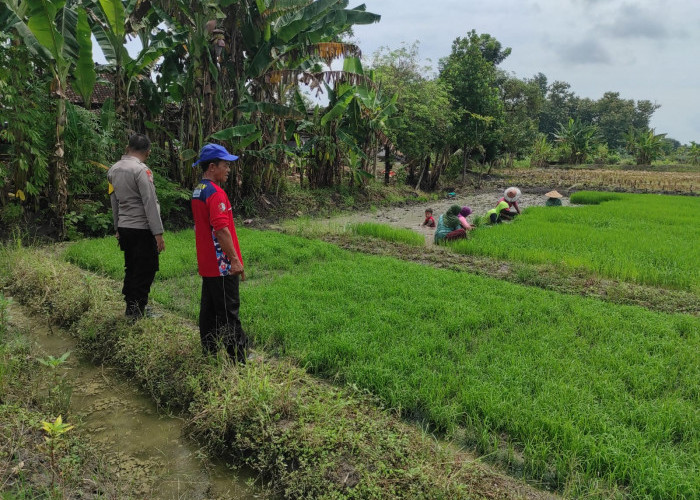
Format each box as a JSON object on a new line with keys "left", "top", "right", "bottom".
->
{"left": 200, "top": 275, "right": 249, "bottom": 363}
{"left": 118, "top": 227, "right": 159, "bottom": 317}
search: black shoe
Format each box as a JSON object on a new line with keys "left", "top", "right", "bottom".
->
{"left": 125, "top": 303, "right": 143, "bottom": 321}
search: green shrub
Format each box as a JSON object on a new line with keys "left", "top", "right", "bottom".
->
{"left": 1, "top": 203, "right": 23, "bottom": 226}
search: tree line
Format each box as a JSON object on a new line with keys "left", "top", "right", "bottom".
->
{"left": 0, "top": 2, "right": 697, "bottom": 238}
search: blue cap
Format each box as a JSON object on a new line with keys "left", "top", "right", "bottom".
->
{"left": 192, "top": 143, "right": 239, "bottom": 167}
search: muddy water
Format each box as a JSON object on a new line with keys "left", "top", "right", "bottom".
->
{"left": 8, "top": 302, "right": 259, "bottom": 500}
{"left": 319, "top": 189, "right": 573, "bottom": 245}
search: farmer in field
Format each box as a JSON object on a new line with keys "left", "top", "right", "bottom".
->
{"left": 107, "top": 133, "right": 165, "bottom": 320}
{"left": 434, "top": 205, "right": 473, "bottom": 243}
{"left": 545, "top": 190, "right": 563, "bottom": 206}
{"left": 191, "top": 143, "right": 250, "bottom": 364}
{"left": 498, "top": 187, "right": 522, "bottom": 220}
{"left": 485, "top": 200, "right": 511, "bottom": 224}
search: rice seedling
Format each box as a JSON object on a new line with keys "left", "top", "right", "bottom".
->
{"left": 348, "top": 222, "right": 425, "bottom": 246}
{"left": 64, "top": 229, "right": 699, "bottom": 497}
{"left": 452, "top": 192, "right": 700, "bottom": 294}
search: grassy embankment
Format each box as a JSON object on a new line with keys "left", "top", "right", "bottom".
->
{"left": 64, "top": 227, "right": 699, "bottom": 498}
{"left": 450, "top": 191, "right": 700, "bottom": 294}
{"left": 2, "top": 246, "right": 546, "bottom": 500}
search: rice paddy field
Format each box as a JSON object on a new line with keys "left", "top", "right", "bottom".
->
{"left": 65, "top": 218, "right": 699, "bottom": 498}
{"left": 451, "top": 191, "right": 700, "bottom": 295}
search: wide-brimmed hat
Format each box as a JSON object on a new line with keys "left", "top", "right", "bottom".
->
{"left": 545, "top": 190, "right": 563, "bottom": 198}
{"left": 192, "top": 143, "right": 238, "bottom": 167}
{"left": 504, "top": 187, "right": 521, "bottom": 202}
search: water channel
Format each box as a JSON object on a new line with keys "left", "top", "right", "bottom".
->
{"left": 9, "top": 301, "right": 260, "bottom": 499}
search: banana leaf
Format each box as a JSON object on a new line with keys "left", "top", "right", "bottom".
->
{"left": 209, "top": 124, "right": 258, "bottom": 141}
{"left": 71, "top": 6, "right": 96, "bottom": 106}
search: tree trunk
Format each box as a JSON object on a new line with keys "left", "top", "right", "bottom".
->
{"left": 55, "top": 95, "right": 68, "bottom": 239}
{"left": 383, "top": 144, "right": 391, "bottom": 185}
{"left": 461, "top": 147, "right": 468, "bottom": 183}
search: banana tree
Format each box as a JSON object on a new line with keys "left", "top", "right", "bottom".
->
{"left": 220, "top": 0, "right": 380, "bottom": 193}
{"left": 85, "top": 0, "right": 183, "bottom": 124}
{"left": 5, "top": 0, "right": 96, "bottom": 236}
{"left": 625, "top": 128, "right": 667, "bottom": 165}
{"left": 554, "top": 118, "right": 599, "bottom": 165}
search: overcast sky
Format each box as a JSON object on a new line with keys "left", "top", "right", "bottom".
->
{"left": 350, "top": 0, "right": 699, "bottom": 144}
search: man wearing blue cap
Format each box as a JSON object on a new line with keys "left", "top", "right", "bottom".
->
{"left": 191, "top": 143, "right": 249, "bottom": 363}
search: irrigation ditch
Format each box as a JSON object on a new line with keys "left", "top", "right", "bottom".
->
{"left": 4, "top": 301, "right": 258, "bottom": 499}
{"left": 0, "top": 246, "right": 558, "bottom": 499}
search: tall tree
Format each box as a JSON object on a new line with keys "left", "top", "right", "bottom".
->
{"left": 371, "top": 42, "right": 452, "bottom": 188}
{"left": 538, "top": 80, "right": 577, "bottom": 139}
{"left": 498, "top": 72, "right": 544, "bottom": 164}
{"left": 439, "top": 30, "right": 506, "bottom": 175}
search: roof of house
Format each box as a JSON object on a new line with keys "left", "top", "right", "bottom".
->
{"left": 65, "top": 71, "right": 115, "bottom": 107}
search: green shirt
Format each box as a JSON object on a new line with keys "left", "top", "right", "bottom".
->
{"left": 485, "top": 201, "right": 510, "bottom": 222}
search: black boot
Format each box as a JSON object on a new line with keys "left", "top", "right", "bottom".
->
{"left": 125, "top": 301, "right": 144, "bottom": 321}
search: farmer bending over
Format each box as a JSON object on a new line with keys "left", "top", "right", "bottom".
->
{"left": 498, "top": 187, "right": 522, "bottom": 220}
{"left": 434, "top": 205, "right": 473, "bottom": 243}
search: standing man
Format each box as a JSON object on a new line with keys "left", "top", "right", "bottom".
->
{"left": 108, "top": 133, "right": 165, "bottom": 319}
{"left": 191, "top": 143, "right": 249, "bottom": 363}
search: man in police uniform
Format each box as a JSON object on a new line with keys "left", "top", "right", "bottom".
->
{"left": 108, "top": 134, "right": 165, "bottom": 319}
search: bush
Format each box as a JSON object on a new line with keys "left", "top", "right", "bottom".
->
{"left": 65, "top": 200, "right": 113, "bottom": 239}
{"left": 1, "top": 203, "right": 23, "bottom": 226}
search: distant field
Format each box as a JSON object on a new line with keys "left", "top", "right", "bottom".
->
{"left": 66, "top": 229, "right": 699, "bottom": 497}
{"left": 502, "top": 168, "right": 699, "bottom": 194}
{"left": 450, "top": 191, "right": 700, "bottom": 294}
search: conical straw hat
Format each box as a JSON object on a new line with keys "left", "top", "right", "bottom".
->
{"left": 545, "top": 190, "right": 563, "bottom": 198}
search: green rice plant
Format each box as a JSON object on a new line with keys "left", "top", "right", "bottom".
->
{"left": 62, "top": 229, "right": 700, "bottom": 496}
{"left": 349, "top": 222, "right": 424, "bottom": 246}
{"left": 64, "top": 227, "right": 344, "bottom": 281}
{"left": 453, "top": 192, "right": 700, "bottom": 294}
{"left": 569, "top": 191, "right": 624, "bottom": 204}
